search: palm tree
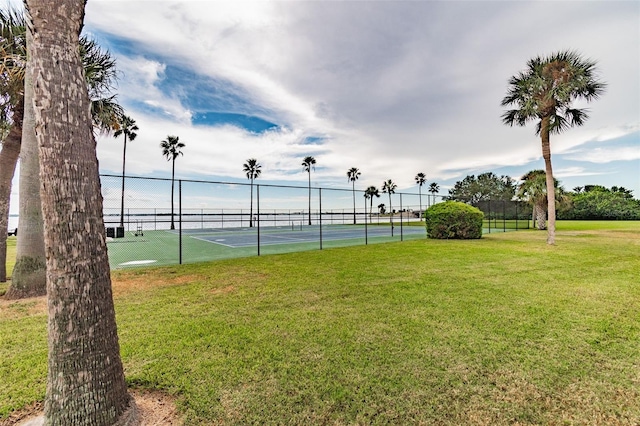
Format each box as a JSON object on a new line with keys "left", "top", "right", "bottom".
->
{"left": 415, "top": 172, "right": 426, "bottom": 220}
{"left": 28, "top": 0, "right": 133, "bottom": 422}
{"left": 428, "top": 182, "right": 440, "bottom": 208}
{"left": 382, "top": 179, "right": 397, "bottom": 235}
{"left": 518, "top": 170, "right": 567, "bottom": 230}
{"left": 501, "top": 50, "right": 605, "bottom": 244}
{"left": 364, "top": 185, "right": 380, "bottom": 223}
{"left": 347, "top": 167, "right": 361, "bottom": 224}
{"left": 113, "top": 115, "right": 138, "bottom": 228}
{"left": 378, "top": 203, "right": 386, "bottom": 214}
{"left": 160, "top": 135, "right": 185, "bottom": 230}
{"left": 0, "top": 7, "right": 26, "bottom": 283}
{"left": 302, "top": 156, "right": 316, "bottom": 225}
{"left": 1, "top": 8, "right": 124, "bottom": 297}
{"left": 243, "top": 158, "right": 262, "bottom": 227}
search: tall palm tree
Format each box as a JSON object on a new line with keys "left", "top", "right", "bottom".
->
{"left": 243, "top": 158, "right": 262, "bottom": 227}
{"left": 27, "top": 0, "right": 134, "bottom": 422}
{"left": 113, "top": 115, "right": 138, "bottom": 228}
{"left": 428, "top": 182, "right": 440, "bottom": 208}
{"left": 0, "top": 6, "right": 26, "bottom": 283}
{"left": 347, "top": 167, "right": 361, "bottom": 224}
{"left": 518, "top": 170, "right": 567, "bottom": 230}
{"left": 415, "top": 172, "right": 426, "bottom": 220}
{"left": 501, "top": 50, "right": 605, "bottom": 244}
{"left": 382, "top": 179, "right": 397, "bottom": 235}
{"left": 1, "top": 8, "right": 124, "bottom": 297}
{"left": 302, "top": 156, "right": 316, "bottom": 225}
{"left": 160, "top": 135, "right": 185, "bottom": 230}
{"left": 364, "top": 185, "right": 380, "bottom": 223}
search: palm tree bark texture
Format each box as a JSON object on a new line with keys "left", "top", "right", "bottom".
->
{"left": 26, "top": 0, "right": 137, "bottom": 424}
{"left": 0, "top": 112, "right": 21, "bottom": 282}
{"left": 7, "top": 28, "right": 46, "bottom": 298}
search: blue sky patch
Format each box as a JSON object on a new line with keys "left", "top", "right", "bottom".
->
{"left": 192, "top": 112, "right": 279, "bottom": 133}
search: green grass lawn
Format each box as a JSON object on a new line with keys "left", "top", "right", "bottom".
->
{"left": 1, "top": 221, "right": 639, "bottom": 424}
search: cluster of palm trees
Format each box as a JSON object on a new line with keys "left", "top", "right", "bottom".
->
{"left": 501, "top": 50, "right": 605, "bottom": 244}
{"left": 241, "top": 155, "right": 443, "bottom": 228}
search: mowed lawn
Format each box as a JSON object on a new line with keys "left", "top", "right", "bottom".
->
{"left": 1, "top": 221, "right": 639, "bottom": 424}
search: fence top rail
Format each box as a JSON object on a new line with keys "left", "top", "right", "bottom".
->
{"left": 100, "top": 173, "right": 446, "bottom": 198}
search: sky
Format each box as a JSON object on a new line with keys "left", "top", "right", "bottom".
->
{"left": 7, "top": 0, "right": 640, "bottom": 214}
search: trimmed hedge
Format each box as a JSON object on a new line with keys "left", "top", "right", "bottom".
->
{"left": 425, "top": 201, "right": 484, "bottom": 239}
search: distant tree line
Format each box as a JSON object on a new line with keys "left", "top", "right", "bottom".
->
{"left": 559, "top": 186, "right": 640, "bottom": 220}
{"left": 447, "top": 172, "right": 640, "bottom": 222}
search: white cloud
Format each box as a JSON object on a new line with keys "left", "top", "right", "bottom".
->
{"left": 82, "top": 0, "right": 639, "bottom": 195}
{"left": 564, "top": 147, "right": 640, "bottom": 164}
{"left": 554, "top": 167, "right": 609, "bottom": 179}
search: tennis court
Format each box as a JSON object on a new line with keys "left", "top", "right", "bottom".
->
{"left": 172, "top": 224, "right": 426, "bottom": 248}
{"left": 107, "top": 223, "right": 427, "bottom": 269}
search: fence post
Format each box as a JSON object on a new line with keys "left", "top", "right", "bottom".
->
{"left": 179, "top": 180, "right": 182, "bottom": 265}
{"left": 488, "top": 200, "right": 491, "bottom": 234}
{"left": 400, "top": 193, "right": 404, "bottom": 241}
{"left": 503, "top": 201, "right": 506, "bottom": 232}
{"left": 257, "top": 185, "right": 261, "bottom": 256}
{"left": 364, "top": 194, "right": 368, "bottom": 245}
{"left": 319, "top": 188, "right": 323, "bottom": 250}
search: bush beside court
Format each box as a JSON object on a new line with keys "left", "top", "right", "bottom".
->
{"left": 1, "top": 221, "right": 639, "bottom": 424}
{"left": 425, "top": 201, "right": 484, "bottom": 239}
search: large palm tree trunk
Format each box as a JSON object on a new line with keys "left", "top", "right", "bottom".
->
{"left": 27, "top": 1, "right": 136, "bottom": 424}
{"left": 541, "top": 117, "right": 556, "bottom": 244}
{"left": 8, "top": 52, "right": 46, "bottom": 298}
{"left": 0, "top": 121, "right": 22, "bottom": 283}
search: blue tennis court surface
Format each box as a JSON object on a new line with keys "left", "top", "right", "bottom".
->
{"left": 171, "top": 224, "right": 426, "bottom": 248}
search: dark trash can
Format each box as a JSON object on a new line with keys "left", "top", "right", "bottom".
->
{"left": 106, "top": 227, "right": 115, "bottom": 238}
{"left": 116, "top": 226, "right": 125, "bottom": 238}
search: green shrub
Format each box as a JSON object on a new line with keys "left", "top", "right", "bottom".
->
{"left": 425, "top": 201, "right": 484, "bottom": 239}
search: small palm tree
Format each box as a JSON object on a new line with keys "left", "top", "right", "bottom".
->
{"left": 160, "top": 135, "right": 185, "bottom": 230}
{"left": 518, "top": 170, "right": 567, "bottom": 230}
{"left": 347, "top": 167, "right": 361, "bottom": 224}
{"left": 302, "top": 156, "right": 316, "bottom": 225}
{"left": 364, "top": 185, "right": 380, "bottom": 223}
{"left": 243, "top": 158, "right": 262, "bottom": 227}
{"left": 113, "top": 115, "right": 138, "bottom": 227}
{"left": 382, "top": 179, "right": 397, "bottom": 235}
{"left": 428, "top": 182, "right": 440, "bottom": 208}
{"left": 501, "top": 50, "right": 605, "bottom": 244}
{"left": 415, "top": 172, "right": 426, "bottom": 220}
{"left": 378, "top": 203, "right": 386, "bottom": 215}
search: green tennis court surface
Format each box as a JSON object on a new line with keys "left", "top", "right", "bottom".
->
{"left": 107, "top": 224, "right": 427, "bottom": 269}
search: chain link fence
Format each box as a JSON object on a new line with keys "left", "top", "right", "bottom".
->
{"left": 100, "top": 175, "right": 445, "bottom": 269}
{"left": 100, "top": 175, "right": 531, "bottom": 269}
{"left": 473, "top": 200, "right": 532, "bottom": 233}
